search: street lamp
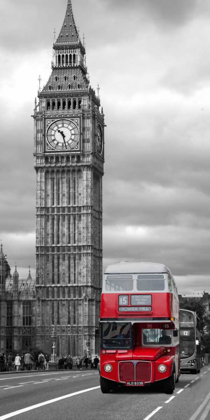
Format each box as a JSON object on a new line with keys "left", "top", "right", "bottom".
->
{"left": 51, "top": 327, "right": 56, "bottom": 363}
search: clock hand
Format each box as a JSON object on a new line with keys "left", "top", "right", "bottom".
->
{"left": 58, "top": 129, "right": 65, "bottom": 138}
{"left": 58, "top": 129, "right": 68, "bottom": 149}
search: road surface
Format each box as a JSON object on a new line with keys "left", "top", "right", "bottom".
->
{"left": 0, "top": 366, "right": 210, "bottom": 420}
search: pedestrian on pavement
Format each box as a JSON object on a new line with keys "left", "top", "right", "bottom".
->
{"left": 0, "top": 353, "right": 5, "bottom": 372}
{"left": 76, "top": 357, "right": 82, "bottom": 370}
{"left": 94, "top": 356, "right": 99, "bottom": 369}
{"left": 84, "top": 355, "right": 89, "bottom": 369}
{"left": 7, "top": 354, "right": 13, "bottom": 371}
{"left": 66, "top": 354, "right": 73, "bottom": 369}
{"left": 14, "top": 354, "right": 21, "bottom": 371}
{"left": 20, "top": 354, "right": 24, "bottom": 371}
{"left": 38, "top": 352, "right": 45, "bottom": 370}
{"left": 45, "top": 354, "right": 49, "bottom": 370}
{"left": 24, "top": 352, "right": 34, "bottom": 370}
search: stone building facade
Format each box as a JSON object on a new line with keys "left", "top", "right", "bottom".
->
{"left": 0, "top": 0, "right": 104, "bottom": 358}
{"left": 0, "top": 245, "right": 36, "bottom": 354}
{"left": 33, "top": 0, "right": 104, "bottom": 356}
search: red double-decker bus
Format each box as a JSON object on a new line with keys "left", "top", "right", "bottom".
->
{"left": 100, "top": 262, "right": 180, "bottom": 394}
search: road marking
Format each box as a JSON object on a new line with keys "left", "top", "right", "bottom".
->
{"left": 0, "top": 386, "right": 100, "bottom": 419}
{"left": 165, "top": 396, "right": 175, "bottom": 403}
{"left": 199, "top": 401, "right": 210, "bottom": 420}
{"left": 3, "top": 385, "right": 24, "bottom": 390}
{"left": 0, "top": 371, "right": 84, "bottom": 381}
{"left": 184, "top": 384, "right": 190, "bottom": 388}
{"left": 32, "top": 382, "right": 46, "bottom": 385}
{"left": 143, "top": 407, "right": 162, "bottom": 420}
{"left": 40, "top": 379, "right": 52, "bottom": 382}
{"left": 188, "top": 390, "right": 210, "bottom": 420}
{"left": 81, "top": 373, "right": 93, "bottom": 377}
{"left": 177, "top": 389, "right": 184, "bottom": 394}
{"left": 2, "top": 374, "right": 94, "bottom": 391}
{"left": 18, "top": 382, "right": 35, "bottom": 385}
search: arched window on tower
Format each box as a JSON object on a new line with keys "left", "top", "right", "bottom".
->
{"left": 57, "top": 100, "right": 61, "bottom": 110}
{"left": 62, "top": 100, "right": 66, "bottom": 110}
{"left": 62, "top": 55, "right": 65, "bottom": 66}
{"left": 52, "top": 100, "right": 56, "bottom": 110}
{"left": 73, "top": 54, "right": 76, "bottom": 65}
{"left": 73, "top": 99, "right": 77, "bottom": 110}
{"left": 68, "top": 99, "right": 71, "bottom": 110}
{"left": 69, "top": 54, "right": 72, "bottom": 65}
{"left": 47, "top": 100, "right": 51, "bottom": 110}
{"left": 66, "top": 54, "right": 68, "bottom": 65}
{"left": 58, "top": 55, "right": 61, "bottom": 66}
{"left": 78, "top": 99, "right": 82, "bottom": 109}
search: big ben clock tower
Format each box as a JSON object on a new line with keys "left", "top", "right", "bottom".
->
{"left": 33, "top": 0, "right": 105, "bottom": 357}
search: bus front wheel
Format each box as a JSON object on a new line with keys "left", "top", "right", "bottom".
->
{"left": 100, "top": 376, "right": 112, "bottom": 394}
{"left": 164, "top": 372, "right": 175, "bottom": 394}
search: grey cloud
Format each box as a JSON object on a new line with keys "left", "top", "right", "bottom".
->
{"left": 102, "top": 0, "right": 199, "bottom": 27}
{"left": 2, "top": 235, "right": 35, "bottom": 273}
{"left": 103, "top": 182, "right": 210, "bottom": 229}
{"left": 0, "top": 105, "right": 35, "bottom": 234}
{"left": 103, "top": 226, "right": 210, "bottom": 277}
{"left": 0, "top": 0, "right": 67, "bottom": 52}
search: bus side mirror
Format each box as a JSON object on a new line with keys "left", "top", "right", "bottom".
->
{"left": 173, "top": 330, "right": 178, "bottom": 337}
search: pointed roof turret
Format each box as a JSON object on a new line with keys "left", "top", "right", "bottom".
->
{"left": 13, "top": 264, "right": 19, "bottom": 279}
{"left": 27, "top": 266, "right": 32, "bottom": 282}
{"left": 55, "top": 0, "right": 80, "bottom": 47}
{"left": 0, "top": 243, "right": 4, "bottom": 258}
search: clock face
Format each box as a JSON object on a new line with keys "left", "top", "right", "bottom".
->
{"left": 96, "top": 124, "right": 103, "bottom": 155}
{"left": 46, "top": 119, "right": 79, "bottom": 151}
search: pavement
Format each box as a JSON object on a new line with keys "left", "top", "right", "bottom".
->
{"left": 0, "top": 366, "right": 98, "bottom": 375}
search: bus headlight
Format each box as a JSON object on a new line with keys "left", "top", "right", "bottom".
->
{"left": 158, "top": 364, "right": 167, "bottom": 373}
{"left": 104, "top": 364, "right": 113, "bottom": 373}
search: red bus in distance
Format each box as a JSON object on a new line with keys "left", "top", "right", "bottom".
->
{"left": 100, "top": 262, "right": 180, "bottom": 394}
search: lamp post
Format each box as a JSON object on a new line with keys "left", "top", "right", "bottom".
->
{"left": 51, "top": 327, "right": 56, "bottom": 363}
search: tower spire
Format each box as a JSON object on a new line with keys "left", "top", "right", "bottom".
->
{"left": 55, "top": 0, "right": 79, "bottom": 46}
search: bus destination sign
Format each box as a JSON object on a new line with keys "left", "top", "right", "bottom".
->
{"left": 131, "top": 295, "right": 151, "bottom": 306}
{"left": 119, "top": 306, "right": 152, "bottom": 312}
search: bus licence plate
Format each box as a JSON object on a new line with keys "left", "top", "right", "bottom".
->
{"left": 126, "top": 381, "right": 144, "bottom": 386}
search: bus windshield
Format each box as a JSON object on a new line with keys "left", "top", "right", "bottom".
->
{"left": 137, "top": 275, "right": 165, "bottom": 291}
{"left": 180, "top": 341, "right": 195, "bottom": 358}
{"left": 105, "top": 276, "right": 133, "bottom": 291}
{"left": 101, "top": 323, "right": 132, "bottom": 349}
{"left": 143, "top": 329, "right": 172, "bottom": 345}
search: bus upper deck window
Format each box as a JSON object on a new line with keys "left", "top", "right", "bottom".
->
{"left": 105, "top": 275, "right": 133, "bottom": 292}
{"left": 137, "top": 275, "right": 165, "bottom": 291}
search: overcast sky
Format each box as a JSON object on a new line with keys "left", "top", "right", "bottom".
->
{"left": 0, "top": 0, "right": 210, "bottom": 294}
